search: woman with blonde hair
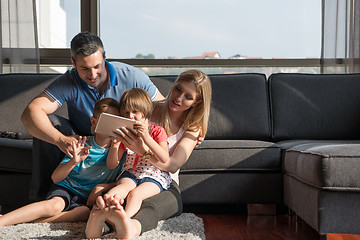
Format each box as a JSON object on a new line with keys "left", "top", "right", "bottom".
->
{"left": 86, "top": 69, "right": 212, "bottom": 239}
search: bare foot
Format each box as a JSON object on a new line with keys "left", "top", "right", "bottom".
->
{"left": 85, "top": 207, "right": 107, "bottom": 239}
{"left": 103, "top": 204, "right": 140, "bottom": 239}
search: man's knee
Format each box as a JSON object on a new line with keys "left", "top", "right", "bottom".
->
{"left": 48, "top": 114, "right": 76, "bottom": 136}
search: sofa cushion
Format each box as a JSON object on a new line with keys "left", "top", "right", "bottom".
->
{"left": 181, "top": 139, "right": 281, "bottom": 172}
{"left": 269, "top": 73, "right": 360, "bottom": 141}
{"left": 151, "top": 73, "right": 271, "bottom": 140}
{"left": 0, "top": 138, "right": 32, "bottom": 173}
{"left": 283, "top": 140, "right": 360, "bottom": 191}
{"left": 0, "top": 73, "right": 66, "bottom": 139}
{"left": 180, "top": 139, "right": 282, "bottom": 204}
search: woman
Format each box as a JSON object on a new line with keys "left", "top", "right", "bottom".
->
{"left": 85, "top": 69, "right": 212, "bottom": 239}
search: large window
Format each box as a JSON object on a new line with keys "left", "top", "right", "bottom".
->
{"left": 35, "top": 0, "right": 321, "bottom": 75}
{"left": 99, "top": 0, "right": 321, "bottom": 60}
{"left": 36, "top": 0, "right": 80, "bottom": 49}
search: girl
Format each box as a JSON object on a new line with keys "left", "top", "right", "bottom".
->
{"left": 86, "top": 70, "right": 212, "bottom": 239}
{"left": 87, "top": 88, "right": 171, "bottom": 235}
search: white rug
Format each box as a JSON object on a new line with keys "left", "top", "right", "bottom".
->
{"left": 0, "top": 213, "right": 205, "bottom": 240}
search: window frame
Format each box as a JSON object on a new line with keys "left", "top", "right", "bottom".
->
{"left": 39, "top": 0, "right": 323, "bottom": 71}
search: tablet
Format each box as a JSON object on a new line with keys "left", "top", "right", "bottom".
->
{"left": 94, "top": 112, "right": 138, "bottom": 136}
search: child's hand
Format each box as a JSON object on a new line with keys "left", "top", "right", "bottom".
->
{"left": 72, "top": 136, "right": 91, "bottom": 164}
{"left": 134, "top": 120, "right": 150, "bottom": 139}
{"left": 110, "top": 135, "right": 121, "bottom": 148}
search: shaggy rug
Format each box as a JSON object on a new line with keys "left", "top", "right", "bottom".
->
{"left": 0, "top": 213, "right": 205, "bottom": 240}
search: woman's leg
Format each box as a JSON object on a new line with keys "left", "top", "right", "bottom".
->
{"left": 134, "top": 181, "right": 182, "bottom": 233}
{"left": 0, "top": 197, "right": 65, "bottom": 226}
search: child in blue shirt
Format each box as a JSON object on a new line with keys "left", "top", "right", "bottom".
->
{"left": 0, "top": 98, "right": 123, "bottom": 226}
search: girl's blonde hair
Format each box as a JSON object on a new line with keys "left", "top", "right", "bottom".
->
{"left": 119, "top": 88, "right": 153, "bottom": 119}
{"left": 161, "top": 70, "right": 212, "bottom": 137}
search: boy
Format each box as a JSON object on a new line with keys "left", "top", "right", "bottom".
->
{"left": 0, "top": 98, "right": 123, "bottom": 225}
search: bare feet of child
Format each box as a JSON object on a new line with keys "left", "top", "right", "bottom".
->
{"left": 103, "top": 202, "right": 140, "bottom": 239}
{"left": 85, "top": 206, "right": 108, "bottom": 239}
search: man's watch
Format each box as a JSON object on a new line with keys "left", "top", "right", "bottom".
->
{"left": 142, "top": 150, "right": 153, "bottom": 160}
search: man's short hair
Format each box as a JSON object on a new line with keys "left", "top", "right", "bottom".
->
{"left": 70, "top": 32, "right": 105, "bottom": 61}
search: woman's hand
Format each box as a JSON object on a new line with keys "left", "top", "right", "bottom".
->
{"left": 114, "top": 127, "right": 146, "bottom": 154}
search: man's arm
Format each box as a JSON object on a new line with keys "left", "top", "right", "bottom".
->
{"left": 21, "top": 92, "right": 77, "bottom": 157}
{"left": 153, "top": 91, "right": 165, "bottom": 102}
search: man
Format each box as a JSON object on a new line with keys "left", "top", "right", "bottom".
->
{"left": 21, "top": 32, "right": 165, "bottom": 200}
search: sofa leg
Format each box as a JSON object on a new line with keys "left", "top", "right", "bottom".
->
{"left": 287, "top": 207, "right": 295, "bottom": 216}
{"left": 247, "top": 204, "right": 276, "bottom": 216}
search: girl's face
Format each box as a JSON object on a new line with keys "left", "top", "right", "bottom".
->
{"left": 122, "top": 107, "right": 146, "bottom": 123}
{"left": 169, "top": 80, "right": 199, "bottom": 112}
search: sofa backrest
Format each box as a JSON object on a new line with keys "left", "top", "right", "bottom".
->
{"left": 0, "top": 73, "right": 66, "bottom": 139}
{"left": 1, "top": 72, "right": 272, "bottom": 141}
{"left": 269, "top": 73, "right": 360, "bottom": 141}
{"left": 151, "top": 73, "right": 271, "bottom": 140}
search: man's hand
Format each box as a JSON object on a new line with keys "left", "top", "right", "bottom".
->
{"left": 56, "top": 135, "right": 79, "bottom": 158}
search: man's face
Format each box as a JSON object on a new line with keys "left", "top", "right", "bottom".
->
{"left": 72, "top": 50, "right": 107, "bottom": 90}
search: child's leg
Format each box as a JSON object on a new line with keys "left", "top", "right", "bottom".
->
{"left": 125, "top": 182, "right": 161, "bottom": 218}
{"left": 85, "top": 206, "right": 108, "bottom": 239}
{"left": 101, "top": 177, "right": 136, "bottom": 207}
{"left": 0, "top": 197, "right": 65, "bottom": 226}
{"left": 35, "top": 205, "right": 90, "bottom": 223}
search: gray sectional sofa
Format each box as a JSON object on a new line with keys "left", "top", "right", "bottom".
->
{"left": 1, "top": 72, "right": 360, "bottom": 236}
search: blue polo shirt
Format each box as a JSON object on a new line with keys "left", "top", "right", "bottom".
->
{"left": 55, "top": 136, "right": 123, "bottom": 199}
{"left": 44, "top": 61, "right": 159, "bottom": 135}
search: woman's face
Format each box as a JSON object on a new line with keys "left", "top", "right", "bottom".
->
{"left": 168, "top": 80, "right": 199, "bottom": 113}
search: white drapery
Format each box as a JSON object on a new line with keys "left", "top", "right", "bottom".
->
{"left": 321, "top": 0, "right": 360, "bottom": 73}
{"left": 0, "top": 0, "right": 39, "bottom": 73}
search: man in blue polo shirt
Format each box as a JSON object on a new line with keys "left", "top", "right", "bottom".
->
{"left": 21, "top": 32, "right": 164, "bottom": 201}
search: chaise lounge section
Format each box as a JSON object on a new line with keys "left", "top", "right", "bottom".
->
{"left": 269, "top": 73, "right": 360, "bottom": 234}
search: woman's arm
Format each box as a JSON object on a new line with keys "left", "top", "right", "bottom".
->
{"left": 152, "top": 130, "right": 199, "bottom": 173}
{"left": 115, "top": 126, "right": 199, "bottom": 173}
{"left": 136, "top": 121, "right": 169, "bottom": 164}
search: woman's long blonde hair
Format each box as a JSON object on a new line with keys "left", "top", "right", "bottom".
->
{"left": 161, "top": 70, "right": 212, "bottom": 137}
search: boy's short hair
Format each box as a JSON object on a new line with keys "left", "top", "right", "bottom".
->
{"left": 93, "top": 98, "right": 120, "bottom": 118}
{"left": 119, "top": 88, "right": 153, "bottom": 119}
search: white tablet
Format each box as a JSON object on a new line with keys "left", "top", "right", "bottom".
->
{"left": 94, "top": 112, "right": 138, "bottom": 136}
